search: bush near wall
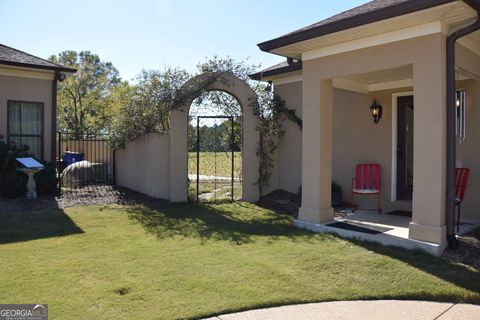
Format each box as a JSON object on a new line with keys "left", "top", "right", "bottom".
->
{"left": 0, "top": 139, "right": 58, "bottom": 198}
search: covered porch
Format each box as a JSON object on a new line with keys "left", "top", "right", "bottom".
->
{"left": 297, "top": 31, "right": 480, "bottom": 255}
{"left": 296, "top": 209, "right": 480, "bottom": 256}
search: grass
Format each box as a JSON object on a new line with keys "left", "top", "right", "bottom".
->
{"left": 188, "top": 151, "right": 242, "bottom": 178}
{"left": 1, "top": 202, "right": 479, "bottom": 319}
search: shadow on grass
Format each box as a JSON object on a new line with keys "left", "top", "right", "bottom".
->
{"left": 0, "top": 208, "right": 84, "bottom": 244}
{"left": 126, "top": 201, "right": 319, "bottom": 244}
{"left": 343, "top": 237, "right": 480, "bottom": 298}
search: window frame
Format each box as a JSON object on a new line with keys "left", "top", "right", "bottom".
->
{"left": 7, "top": 100, "right": 45, "bottom": 160}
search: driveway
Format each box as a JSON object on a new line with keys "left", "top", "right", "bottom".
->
{"left": 203, "top": 301, "right": 480, "bottom": 320}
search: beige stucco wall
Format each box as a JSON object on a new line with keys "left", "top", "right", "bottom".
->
{"left": 115, "top": 133, "right": 170, "bottom": 199}
{"left": 0, "top": 73, "right": 53, "bottom": 161}
{"left": 274, "top": 81, "right": 303, "bottom": 194}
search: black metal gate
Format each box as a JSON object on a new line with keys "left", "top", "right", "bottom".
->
{"left": 57, "top": 132, "right": 115, "bottom": 195}
{"left": 188, "top": 116, "right": 241, "bottom": 203}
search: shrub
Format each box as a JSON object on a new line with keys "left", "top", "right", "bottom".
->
{"left": 0, "top": 139, "right": 58, "bottom": 198}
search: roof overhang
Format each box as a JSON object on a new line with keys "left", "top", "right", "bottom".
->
{"left": 0, "top": 59, "right": 76, "bottom": 74}
{"left": 249, "top": 61, "right": 302, "bottom": 81}
{"left": 0, "top": 64, "right": 75, "bottom": 81}
{"left": 258, "top": 1, "right": 478, "bottom": 59}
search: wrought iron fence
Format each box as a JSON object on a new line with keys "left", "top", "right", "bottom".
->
{"left": 57, "top": 132, "right": 115, "bottom": 194}
{"left": 188, "top": 116, "right": 242, "bottom": 203}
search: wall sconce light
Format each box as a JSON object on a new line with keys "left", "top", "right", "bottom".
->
{"left": 370, "top": 99, "right": 383, "bottom": 124}
{"left": 265, "top": 81, "right": 273, "bottom": 92}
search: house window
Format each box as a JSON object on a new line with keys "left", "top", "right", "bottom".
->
{"left": 8, "top": 101, "right": 44, "bottom": 159}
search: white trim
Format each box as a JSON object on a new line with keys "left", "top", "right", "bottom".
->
{"left": 333, "top": 78, "right": 413, "bottom": 94}
{"left": 332, "top": 78, "right": 369, "bottom": 94}
{"left": 370, "top": 79, "right": 413, "bottom": 92}
{"left": 0, "top": 65, "right": 55, "bottom": 80}
{"left": 302, "top": 21, "right": 448, "bottom": 62}
{"left": 391, "top": 91, "right": 413, "bottom": 202}
{"left": 272, "top": 74, "right": 303, "bottom": 85}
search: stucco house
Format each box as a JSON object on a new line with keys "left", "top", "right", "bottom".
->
{"left": 251, "top": 0, "right": 480, "bottom": 254}
{"left": 0, "top": 44, "right": 75, "bottom": 162}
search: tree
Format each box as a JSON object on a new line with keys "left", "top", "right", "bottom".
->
{"left": 49, "top": 51, "right": 121, "bottom": 138}
{"left": 108, "top": 67, "right": 190, "bottom": 149}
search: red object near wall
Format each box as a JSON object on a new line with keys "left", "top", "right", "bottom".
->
{"left": 455, "top": 168, "right": 470, "bottom": 233}
{"left": 351, "top": 164, "right": 382, "bottom": 213}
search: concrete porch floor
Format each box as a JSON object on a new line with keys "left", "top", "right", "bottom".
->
{"left": 294, "top": 209, "right": 480, "bottom": 256}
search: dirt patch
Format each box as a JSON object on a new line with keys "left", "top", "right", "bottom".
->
{"left": 442, "top": 229, "right": 480, "bottom": 270}
{"left": 257, "top": 189, "right": 300, "bottom": 217}
{"left": 0, "top": 185, "right": 159, "bottom": 213}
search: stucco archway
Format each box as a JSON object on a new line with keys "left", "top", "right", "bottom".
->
{"left": 169, "top": 72, "right": 260, "bottom": 202}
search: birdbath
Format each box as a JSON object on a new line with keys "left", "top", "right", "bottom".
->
{"left": 16, "top": 157, "right": 45, "bottom": 200}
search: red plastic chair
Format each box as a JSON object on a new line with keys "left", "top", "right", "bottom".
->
{"left": 455, "top": 168, "right": 470, "bottom": 233}
{"left": 351, "top": 164, "right": 382, "bottom": 213}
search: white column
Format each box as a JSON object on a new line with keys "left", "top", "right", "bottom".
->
{"left": 409, "top": 50, "right": 447, "bottom": 245}
{"left": 298, "top": 79, "right": 334, "bottom": 223}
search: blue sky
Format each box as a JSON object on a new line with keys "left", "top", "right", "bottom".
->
{"left": 0, "top": 0, "right": 367, "bottom": 81}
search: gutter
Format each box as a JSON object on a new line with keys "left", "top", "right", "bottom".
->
{"left": 258, "top": 0, "right": 453, "bottom": 53}
{"left": 446, "top": 0, "right": 480, "bottom": 249}
{"left": 51, "top": 72, "right": 68, "bottom": 163}
{"left": 51, "top": 73, "right": 59, "bottom": 163}
{"left": 0, "top": 59, "right": 77, "bottom": 73}
{"left": 249, "top": 60, "right": 302, "bottom": 81}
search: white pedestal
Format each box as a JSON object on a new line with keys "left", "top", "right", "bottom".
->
{"left": 17, "top": 167, "right": 44, "bottom": 200}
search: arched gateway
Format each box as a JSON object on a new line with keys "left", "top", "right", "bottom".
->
{"left": 169, "top": 72, "right": 260, "bottom": 203}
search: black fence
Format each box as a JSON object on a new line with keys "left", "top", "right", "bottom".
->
{"left": 57, "top": 132, "right": 115, "bottom": 194}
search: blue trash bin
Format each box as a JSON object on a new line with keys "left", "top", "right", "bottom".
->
{"left": 63, "top": 151, "right": 84, "bottom": 167}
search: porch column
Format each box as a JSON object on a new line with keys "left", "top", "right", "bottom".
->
{"left": 298, "top": 79, "right": 334, "bottom": 223}
{"left": 409, "top": 46, "right": 447, "bottom": 245}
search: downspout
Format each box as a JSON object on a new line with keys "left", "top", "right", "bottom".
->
{"left": 51, "top": 72, "right": 59, "bottom": 163}
{"left": 446, "top": 0, "right": 480, "bottom": 249}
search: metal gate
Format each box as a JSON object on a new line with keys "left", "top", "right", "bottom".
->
{"left": 188, "top": 116, "right": 242, "bottom": 203}
{"left": 57, "top": 132, "right": 115, "bottom": 195}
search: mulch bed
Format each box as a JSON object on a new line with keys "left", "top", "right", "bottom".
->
{"left": 0, "top": 185, "right": 157, "bottom": 213}
{"left": 442, "top": 229, "right": 480, "bottom": 270}
{"left": 256, "top": 189, "right": 300, "bottom": 217}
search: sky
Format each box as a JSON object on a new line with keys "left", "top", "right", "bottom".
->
{"left": 0, "top": 0, "right": 367, "bottom": 82}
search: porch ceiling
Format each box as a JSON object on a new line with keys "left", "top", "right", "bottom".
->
{"left": 345, "top": 65, "right": 413, "bottom": 85}
{"left": 271, "top": 1, "right": 478, "bottom": 60}
{"left": 333, "top": 64, "right": 471, "bottom": 94}
{"left": 333, "top": 65, "right": 414, "bottom": 94}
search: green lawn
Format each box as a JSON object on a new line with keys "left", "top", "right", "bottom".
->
{"left": 1, "top": 202, "right": 479, "bottom": 319}
{"left": 188, "top": 151, "right": 242, "bottom": 178}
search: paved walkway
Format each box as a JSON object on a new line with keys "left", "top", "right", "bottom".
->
{"left": 203, "top": 301, "right": 480, "bottom": 320}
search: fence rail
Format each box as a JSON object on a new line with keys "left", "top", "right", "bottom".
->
{"left": 57, "top": 132, "right": 115, "bottom": 194}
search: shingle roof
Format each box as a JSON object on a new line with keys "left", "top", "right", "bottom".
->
{"left": 0, "top": 43, "right": 76, "bottom": 73}
{"left": 291, "top": 0, "right": 412, "bottom": 34}
{"left": 249, "top": 59, "right": 302, "bottom": 81}
{"left": 258, "top": 0, "right": 454, "bottom": 52}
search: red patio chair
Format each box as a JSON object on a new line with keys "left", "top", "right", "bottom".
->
{"left": 455, "top": 168, "right": 470, "bottom": 233}
{"left": 351, "top": 164, "right": 381, "bottom": 213}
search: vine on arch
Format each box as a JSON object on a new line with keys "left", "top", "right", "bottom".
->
{"left": 108, "top": 56, "right": 302, "bottom": 193}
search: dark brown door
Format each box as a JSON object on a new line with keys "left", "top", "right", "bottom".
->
{"left": 397, "top": 96, "right": 414, "bottom": 200}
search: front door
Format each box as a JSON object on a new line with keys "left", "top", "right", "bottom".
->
{"left": 397, "top": 96, "right": 414, "bottom": 200}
